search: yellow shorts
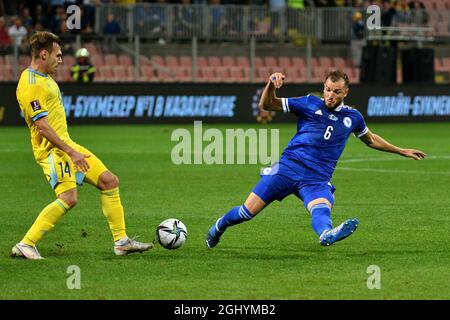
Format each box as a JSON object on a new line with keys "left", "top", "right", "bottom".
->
{"left": 39, "top": 143, "right": 108, "bottom": 196}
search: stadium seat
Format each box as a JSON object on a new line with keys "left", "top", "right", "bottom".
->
{"left": 60, "top": 66, "right": 72, "bottom": 82}
{"left": 312, "top": 57, "right": 320, "bottom": 68}
{"left": 333, "top": 57, "right": 347, "bottom": 70}
{"left": 119, "top": 54, "right": 133, "bottom": 66}
{"left": 165, "top": 56, "right": 179, "bottom": 68}
{"left": 208, "top": 56, "right": 222, "bottom": 67}
{"left": 19, "top": 55, "right": 30, "bottom": 66}
{"left": 5, "top": 54, "right": 17, "bottom": 66}
{"left": 237, "top": 56, "right": 250, "bottom": 68}
{"left": 216, "top": 66, "right": 232, "bottom": 82}
{"left": 91, "top": 54, "right": 104, "bottom": 67}
{"left": 197, "top": 56, "right": 209, "bottom": 68}
{"left": 99, "top": 66, "right": 114, "bottom": 82}
{"left": 83, "top": 42, "right": 100, "bottom": 55}
{"left": 151, "top": 55, "right": 165, "bottom": 67}
{"left": 179, "top": 56, "right": 192, "bottom": 68}
{"left": 229, "top": 66, "right": 249, "bottom": 83}
{"left": 113, "top": 66, "right": 133, "bottom": 82}
{"left": 256, "top": 66, "right": 272, "bottom": 83}
{"left": 175, "top": 67, "right": 192, "bottom": 82}
{"left": 104, "top": 54, "right": 119, "bottom": 66}
{"left": 291, "top": 57, "right": 306, "bottom": 69}
{"left": 157, "top": 68, "right": 177, "bottom": 83}
{"left": 255, "top": 57, "right": 265, "bottom": 68}
{"left": 312, "top": 67, "right": 326, "bottom": 82}
{"left": 222, "top": 56, "right": 236, "bottom": 67}
{"left": 139, "top": 55, "right": 151, "bottom": 67}
{"left": 319, "top": 57, "right": 333, "bottom": 69}
{"left": 64, "top": 55, "right": 75, "bottom": 68}
{"left": 264, "top": 56, "right": 278, "bottom": 68}
{"left": 278, "top": 56, "right": 292, "bottom": 69}
{"left": 139, "top": 65, "right": 158, "bottom": 82}
{"left": 198, "top": 66, "right": 218, "bottom": 82}
{"left": 285, "top": 67, "right": 306, "bottom": 83}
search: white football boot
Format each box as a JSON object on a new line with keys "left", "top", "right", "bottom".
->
{"left": 114, "top": 237, "right": 153, "bottom": 256}
{"left": 11, "top": 242, "right": 44, "bottom": 260}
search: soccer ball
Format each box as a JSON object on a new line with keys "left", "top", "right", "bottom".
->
{"left": 156, "top": 218, "right": 188, "bottom": 249}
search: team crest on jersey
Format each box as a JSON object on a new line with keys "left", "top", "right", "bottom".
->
{"left": 30, "top": 100, "right": 41, "bottom": 112}
{"left": 328, "top": 114, "right": 338, "bottom": 121}
{"left": 343, "top": 117, "right": 352, "bottom": 128}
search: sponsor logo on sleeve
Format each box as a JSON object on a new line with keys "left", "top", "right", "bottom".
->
{"left": 30, "top": 100, "right": 42, "bottom": 112}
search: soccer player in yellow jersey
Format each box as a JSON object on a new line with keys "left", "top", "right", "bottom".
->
{"left": 12, "top": 31, "right": 152, "bottom": 259}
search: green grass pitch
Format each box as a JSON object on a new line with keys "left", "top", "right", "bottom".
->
{"left": 0, "top": 122, "right": 449, "bottom": 299}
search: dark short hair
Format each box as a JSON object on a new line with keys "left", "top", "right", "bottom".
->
{"left": 29, "top": 31, "right": 61, "bottom": 59}
{"left": 325, "top": 69, "right": 349, "bottom": 87}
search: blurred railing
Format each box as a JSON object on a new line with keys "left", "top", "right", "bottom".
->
{"left": 95, "top": 4, "right": 450, "bottom": 42}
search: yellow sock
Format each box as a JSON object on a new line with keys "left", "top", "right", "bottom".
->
{"left": 101, "top": 187, "right": 127, "bottom": 242}
{"left": 21, "top": 199, "right": 70, "bottom": 247}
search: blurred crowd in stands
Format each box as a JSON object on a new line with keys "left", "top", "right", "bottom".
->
{"left": 0, "top": 0, "right": 439, "bottom": 55}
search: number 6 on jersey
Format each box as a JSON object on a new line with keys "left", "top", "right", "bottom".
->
{"left": 324, "top": 125, "right": 333, "bottom": 140}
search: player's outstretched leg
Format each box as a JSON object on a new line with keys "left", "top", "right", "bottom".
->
{"left": 206, "top": 205, "right": 254, "bottom": 248}
{"left": 11, "top": 197, "right": 72, "bottom": 260}
{"left": 319, "top": 218, "right": 359, "bottom": 246}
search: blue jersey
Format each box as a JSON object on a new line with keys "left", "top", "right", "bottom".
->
{"left": 279, "top": 94, "right": 368, "bottom": 181}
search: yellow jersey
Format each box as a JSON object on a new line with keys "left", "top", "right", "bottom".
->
{"left": 16, "top": 67, "right": 73, "bottom": 162}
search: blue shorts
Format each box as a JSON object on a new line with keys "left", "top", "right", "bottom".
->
{"left": 252, "top": 161, "right": 336, "bottom": 208}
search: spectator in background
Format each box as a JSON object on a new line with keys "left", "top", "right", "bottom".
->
{"left": 351, "top": 10, "right": 365, "bottom": 67}
{"left": 314, "top": 0, "right": 336, "bottom": 6}
{"left": 8, "top": 17, "right": 28, "bottom": 52}
{"left": 209, "top": 0, "right": 228, "bottom": 38}
{"left": 103, "top": 13, "right": 121, "bottom": 53}
{"left": 269, "top": 0, "right": 286, "bottom": 36}
{"left": 288, "top": 0, "right": 305, "bottom": 9}
{"left": 381, "top": 0, "right": 396, "bottom": 26}
{"left": 81, "top": 0, "right": 99, "bottom": 33}
{"left": 71, "top": 47, "right": 96, "bottom": 83}
{"left": 408, "top": 0, "right": 428, "bottom": 26}
{"left": 0, "top": 16, "right": 11, "bottom": 53}
{"left": 393, "top": 0, "right": 411, "bottom": 24}
{"left": 49, "top": 6, "right": 66, "bottom": 34}
{"left": 175, "top": 0, "right": 201, "bottom": 37}
{"left": 20, "top": 7, "right": 34, "bottom": 34}
{"left": 34, "top": 4, "right": 49, "bottom": 30}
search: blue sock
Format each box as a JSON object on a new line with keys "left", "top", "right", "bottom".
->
{"left": 310, "top": 203, "right": 332, "bottom": 237}
{"left": 217, "top": 205, "right": 253, "bottom": 232}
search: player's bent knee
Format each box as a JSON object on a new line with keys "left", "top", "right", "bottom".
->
{"left": 244, "top": 193, "right": 267, "bottom": 216}
{"left": 58, "top": 191, "right": 78, "bottom": 209}
{"left": 98, "top": 171, "right": 119, "bottom": 190}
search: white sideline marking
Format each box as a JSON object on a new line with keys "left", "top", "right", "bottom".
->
{"left": 336, "top": 167, "right": 450, "bottom": 176}
{"left": 340, "top": 155, "right": 450, "bottom": 163}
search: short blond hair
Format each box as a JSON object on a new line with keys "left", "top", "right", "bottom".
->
{"left": 29, "top": 31, "right": 61, "bottom": 59}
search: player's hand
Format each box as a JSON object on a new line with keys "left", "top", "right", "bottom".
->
{"left": 269, "top": 72, "right": 285, "bottom": 89}
{"left": 400, "top": 149, "right": 427, "bottom": 160}
{"left": 68, "top": 150, "right": 91, "bottom": 172}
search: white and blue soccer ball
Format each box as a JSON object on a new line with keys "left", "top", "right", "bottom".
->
{"left": 156, "top": 218, "right": 188, "bottom": 249}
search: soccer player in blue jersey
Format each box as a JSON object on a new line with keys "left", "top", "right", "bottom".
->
{"left": 206, "top": 70, "right": 426, "bottom": 248}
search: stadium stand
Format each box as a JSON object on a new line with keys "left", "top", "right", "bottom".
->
{"left": 0, "top": 1, "right": 449, "bottom": 83}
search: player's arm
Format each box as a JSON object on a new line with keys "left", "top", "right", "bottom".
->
{"left": 258, "top": 72, "right": 285, "bottom": 112}
{"left": 359, "top": 129, "right": 427, "bottom": 160}
{"left": 34, "top": 116, "right": 90, "bottom": 171}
